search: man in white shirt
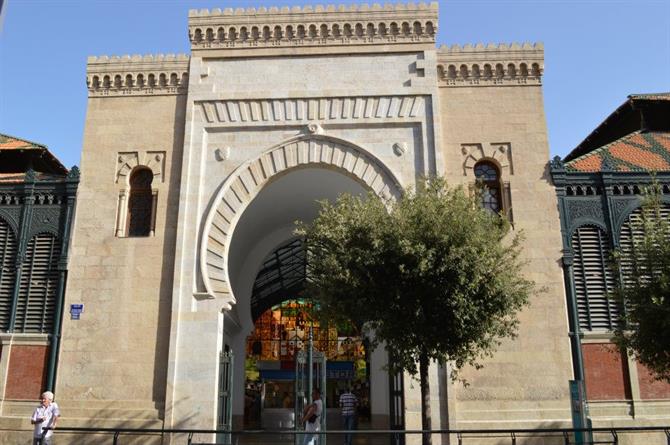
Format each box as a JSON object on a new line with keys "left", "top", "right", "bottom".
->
{"left": 31, "top": 391, "right": 60, "bottom": 445}
{"left": 301, "top": 388, "right": 323, "bottom": 445}
{"left": 339, "top": 387, "right": 358, "bottom": 445}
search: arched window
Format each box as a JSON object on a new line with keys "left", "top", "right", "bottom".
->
{"left": 127, "top": 168, "right": 155, "bottom": 237}
{"left": 15, "top": 233, "right": 61, "bottom": 333}
{"left": 571, "top": 225, "right": 618, "bottom": 330}
{"left": 0, "top": 218, "right": 18, "bottom": 331}
{"left": 474, "top": 161, "right": 502, "bottom": 214}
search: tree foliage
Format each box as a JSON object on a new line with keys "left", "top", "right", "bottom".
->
{"left": 613, "top": 185, "right": 670, "bottom": 382}
{"left": 296, "top": 177, "right": 534, "bottom": 442}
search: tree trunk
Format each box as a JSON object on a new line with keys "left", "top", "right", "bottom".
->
{"left": 419, "top": 350, "right": 432, "bottom": 445}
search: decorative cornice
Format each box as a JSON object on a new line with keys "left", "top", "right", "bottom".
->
{"left": 188, "top": 2, "right": 438, "bottom": 51}
{"left": 86, "top": 54, "right": 190, "bottom": 97}
{"left": 436, "top": 42, "right": 544, "bottom": 87}
{"left": 197, "top": 95, "right": 426, "bottom": 125}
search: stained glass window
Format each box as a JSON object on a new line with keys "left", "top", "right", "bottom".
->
{"left": 474, "top": 161, "right": 502, "bottom": 214}
{"left": 246, "top": 299, "right": 365, "bottom": 362}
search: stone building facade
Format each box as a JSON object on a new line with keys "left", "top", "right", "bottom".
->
{"left": 0, "top": 2, "right": 667, "bottom": 444}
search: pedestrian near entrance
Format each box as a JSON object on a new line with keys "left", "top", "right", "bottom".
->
{"left": 31, "top": 391, "right": 60, "bottom": 445}
{"left": 339, "top": 387, "right": 358, "bottom": 445}
{"left": 301, "top": 388, "right": 323, "bottom": 445}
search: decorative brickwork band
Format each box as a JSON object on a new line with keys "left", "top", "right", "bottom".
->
{"left": 437, "top": 43, "right": 544, "bottom": 87}
{"left": 86, "top": 54, "right": 190, "bottom": 97}
{"left": 200, "top": 134, "right": 402, "bottom": 309}
{"left": 188, "top": 2, "right": 438, "bottom": 50}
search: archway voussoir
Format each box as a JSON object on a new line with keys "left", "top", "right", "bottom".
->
{"left": 352, "top": 156, "right": 368, "bottom": 177}
{"left": 307, "top": 140, "right": 318, "bottom": 163}
{"left": 331, "top": 146, "right": 345, "bottom": 167}
{"left": 208, "top": 231, "right": 227, "bottom": 251}
{"left": 371, "top": 178, "right": 386, "bottom": 195}
{"left": 238, "top": 169, "right": 257, "bottom": 195}
{"left": 219, "top": 197, "right": 237, "bottom": 224}
{"left": 206, "top": 248, "right": 224, "bottom": 264}
{"left": 209, "top": 268, "right": 227, "bottom": 282}
{"left": 260, "top": 153, "right": 275, "bottom": 178}
{"left": 342, "top": 152, "right": 357, "bottom": 172}
{"left": 285, "top": 143, "right": 298, "bottom": 168}
{"left": 296, "top": 140, "right": 309, "bottom": 165}
{"left": 321, "top": 142, "right": 334, "bottom": 163}
{"left": 213, "top": 207, "right": 232, "bottom": 227}
{"left": 230, "top": 179, "right": 251, "bottom": 203}
{"left": 271, "top": 148, "right": 287, "bottom": 172}
{"left": 249, "top": 162, "right": 265, "bottom": 185}
{"left": 211, "top": 282, "right": 230, "bottom": 294}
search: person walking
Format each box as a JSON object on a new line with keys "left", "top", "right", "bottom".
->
{"left": 339, "top": 386, "right": 358, "bottom": 445}
{"left": 301, "top": 388, "right": 323, "bottom": 445}
{"left": 31, "top": 391, "right": 60, "bottom": 445}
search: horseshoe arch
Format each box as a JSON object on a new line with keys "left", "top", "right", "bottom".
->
{"left": 200, "top": 133, "right": 403, "bottom": 309}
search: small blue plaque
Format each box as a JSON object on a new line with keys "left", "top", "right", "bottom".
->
{"left": 70, "top": 304, "right": 84, "bottom": 320}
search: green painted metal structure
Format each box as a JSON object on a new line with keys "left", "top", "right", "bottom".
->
{"left": 217, "top": 350, "right": 234, "bottom": 445}
{"left": 0, "top": 165, "right": 79, "bottom": 391}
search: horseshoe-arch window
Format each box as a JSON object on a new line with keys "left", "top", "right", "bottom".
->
{"left": 116, "top": 167, "right": 158, "bottom": 237}
{"left": 127, "top": 168, "right": 156, "bottom": 236}
{"left": 473, "top": 160, "right": 513, "bottom": 222}
{"left": 474, "top": 161, "right": 502, "bottom": 213}
{"left": 571, "top": 225, "right": 618, "bottom": 330}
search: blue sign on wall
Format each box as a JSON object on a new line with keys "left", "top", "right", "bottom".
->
{"left": 70, "top": 304, "right": 84, "bottom": 320}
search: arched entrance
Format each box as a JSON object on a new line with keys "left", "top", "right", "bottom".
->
{"left": 243, "top": 239, "right": 370, "bottom": 432}
{"left": 200, "top": 135, "right": 402, "bottom": 432}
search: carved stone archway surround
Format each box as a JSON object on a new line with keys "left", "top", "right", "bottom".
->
{"left": 200, "top": 133, "right": 402, "bottom": 309}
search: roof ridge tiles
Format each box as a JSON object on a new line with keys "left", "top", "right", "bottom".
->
{"left": 0, "top": 133, "right": 49, "bottom": 150}
{"left": 566, "top": 130, "right": 644, "bottom": 166}
{"left": 565, "top": 130, "right": 670, "bottom": 173}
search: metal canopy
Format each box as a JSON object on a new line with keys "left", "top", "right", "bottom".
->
{"left": 251, "top": 238, "right": 309, "bottom": 321}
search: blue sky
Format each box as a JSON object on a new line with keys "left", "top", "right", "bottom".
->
{"left": 1, "top": 0, "right": 669, "bottom": 168}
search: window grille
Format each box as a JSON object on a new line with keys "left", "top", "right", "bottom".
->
{"left": 571, "top": 225, "right": 619, "bottom": 330}
{"left": 14, "top": 233, "right": 61, "bottom": 333}
{"left": 126, "top": 168, "right": 154, "bottom": 237}
{"left": 0, "top": 218, "right": 17, "bottom": 331}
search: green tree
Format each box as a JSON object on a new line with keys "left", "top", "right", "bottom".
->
{"left": 296, "top": 177, "right": 534, "bottom": 445}
{"left": 613, "top": 185, "right": 670, "bottom": 382}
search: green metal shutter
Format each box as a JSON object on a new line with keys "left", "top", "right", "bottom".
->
{"left": 571, "top": 225, "right": 618, "bottom": 330}
{"left": 15, "top": 233, "right": 61, "bottom": 333}
{"left": 0, "top": 219, "right": 17, "bottom": 331}
{"left": 619, "top": 204, "right": 670, "bottom": 287}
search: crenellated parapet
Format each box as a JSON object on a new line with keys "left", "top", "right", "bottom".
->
{"left": 188, "top": 2, "right": 438, "bottom": 52}
{"left": 436, "top": 42, "right": 544, "bottom": 87}
{"left": 86, "top": 54, "right": 190, "bottom": 97}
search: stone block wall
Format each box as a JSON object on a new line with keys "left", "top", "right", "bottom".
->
{"left": 56, "top": 57, "right": 187, "bottom": 420}
{"left": 436, "top": 43, "right": 573, "bottom": 427}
